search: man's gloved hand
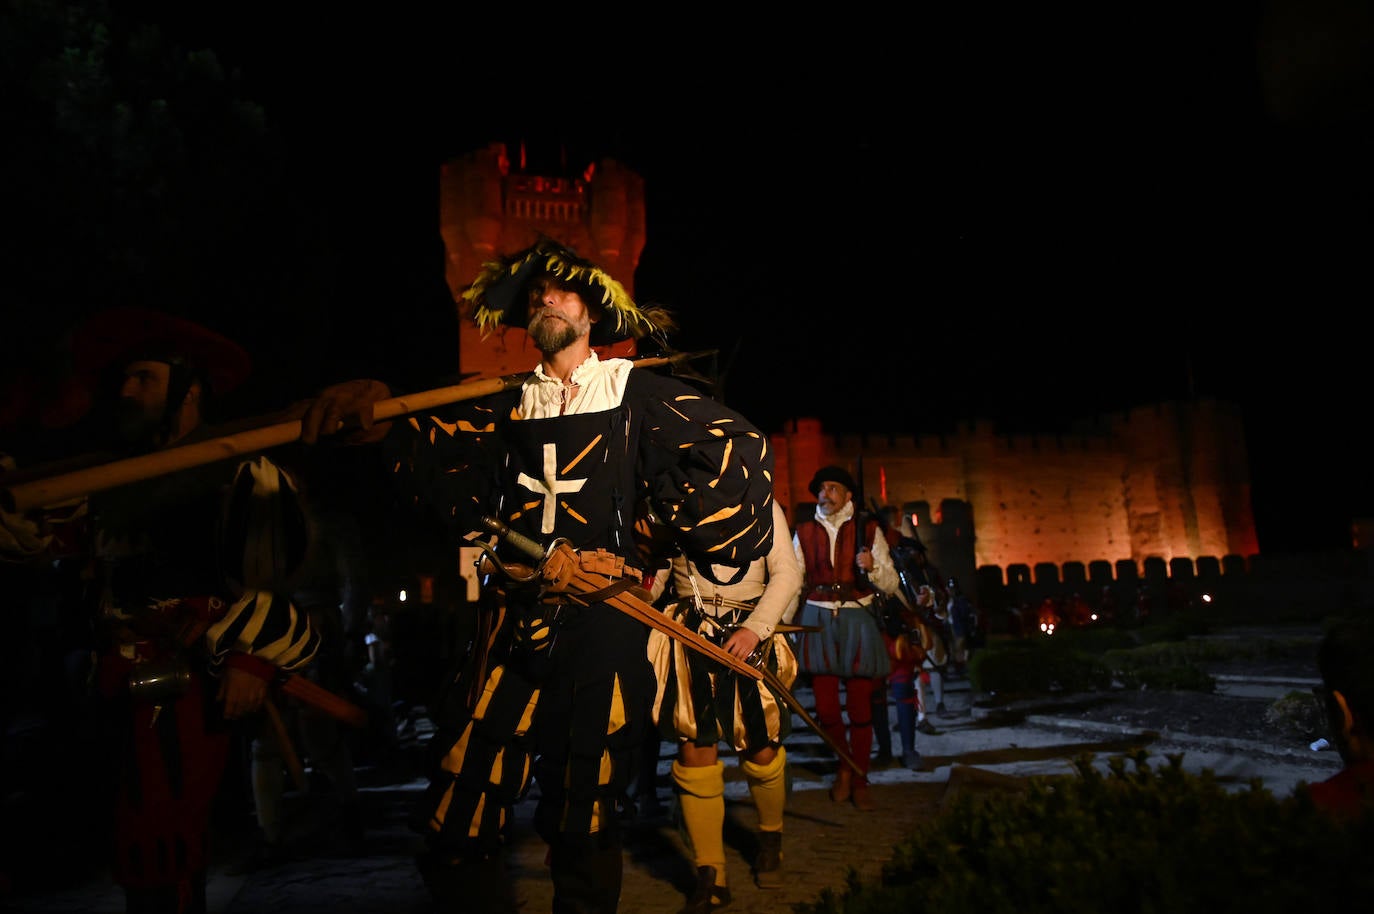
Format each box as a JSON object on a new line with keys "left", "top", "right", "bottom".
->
{"left": 0, "top": 454, "right": 50, "bottom": 559}
{"left": 287, "top": 379, "right": 394, "bottom": 445}
{"left": 0, "top": 503, "right": 52, "bottom": 559}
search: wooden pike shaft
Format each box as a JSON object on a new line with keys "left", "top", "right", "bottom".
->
{"left": 3, "top": 373, "right": 524, "bottom": 512}
{"left": 3, "top": 351, "right": 712, "bottom": 513}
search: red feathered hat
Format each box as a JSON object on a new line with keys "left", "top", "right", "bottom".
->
{"left": 70, "top": 306, "right": 251, "bottom": 395}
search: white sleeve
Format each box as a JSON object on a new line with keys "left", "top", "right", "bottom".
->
{"left": 743, "top": 502, "right": 803, "bottom": 636}
{"left": 867, "top": 529, "right": 901, "bottom": 597}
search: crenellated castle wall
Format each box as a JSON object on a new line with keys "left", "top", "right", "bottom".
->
{"left": 771, "top": 398, "right": 1260, "bottom": 577}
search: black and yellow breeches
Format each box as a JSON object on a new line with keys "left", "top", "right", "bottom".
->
{"left": 417, "top": 600, "right": 654, "bottom": 857}
{"left": 648, "top": 622, "right": 798, "bottom": 752}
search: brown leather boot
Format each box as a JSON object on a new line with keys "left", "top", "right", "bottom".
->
{"left": 828, "top": 765, "right": 852, "bottom": 803}
{"left": 851, "top": 777, "right": 875, "bottom": 811}
{"left": 679, "top": 865, "right": 730, "bottom": 914}
{"left": 754, "top": 830, "right": 783, "bottom": 889}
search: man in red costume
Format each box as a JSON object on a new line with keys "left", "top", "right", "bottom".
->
{"left": 2, "top": 308, "right": 320, "bottom": 913}
{"left": 790, "top": 466, "right": 901, "bottom": 811}
{"left": 1308, "top": 616, "right": 1374, "bottom": 820}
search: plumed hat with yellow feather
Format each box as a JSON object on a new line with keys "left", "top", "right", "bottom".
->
{"left": 462, "top": 236, "right": 674, "bottom": 347}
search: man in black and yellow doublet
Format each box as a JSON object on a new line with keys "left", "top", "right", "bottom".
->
{"left": 300, "top": 238, "right": 776, "bottom": 913}
{"left": 397, "top": 364, "right": 774, "bottom": 913}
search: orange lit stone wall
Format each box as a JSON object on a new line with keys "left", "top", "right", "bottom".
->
{"left": 771, "top": 399, "right": 1260, "bottom": 573}
{"left": 436, "top": 150, "right": 1260, "bottom": 576}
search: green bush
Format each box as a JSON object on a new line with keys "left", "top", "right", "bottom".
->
{"left": 967, "top": 641, "right": 1114, "bottom": 695}
{"left": 1098, "top": 642, "right": 1217, "bottom": 691}
{"left": 1103, "top": 638, "right": 1233, "bottom": 668}
{"left": 1121, "top": 635, "right": 1317, "bottom": 666}
{"left": 1041, "top": 626, "right": 1140, "bottom": 654}
{"left": 1111, "top": 661, "right": 1216, "bottom": 692}
{"left": 1137, "top": 611, "right": 1215, "bottom": 641}
{"left": 974, "top": 628, "right": 1321, "bottom": 698}
{"left": 795, "top": 753, "right": 1374, "bottom": 913}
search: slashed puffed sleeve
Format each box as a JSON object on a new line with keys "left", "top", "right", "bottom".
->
{"left": 206, "top": 455, "right": 319, "bottom": 673}
{"left": 379, "top": 391, "right": 511, "bottom": 538}
{"left": 634, "top": 371, "right": 775, "bottom": 572}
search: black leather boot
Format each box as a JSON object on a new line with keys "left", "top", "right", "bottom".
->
{"left": 549, "top": 842, "right": 624, "bottom": 913}
{"left": 416, "top": 850, "right": 518, "bottom": 913}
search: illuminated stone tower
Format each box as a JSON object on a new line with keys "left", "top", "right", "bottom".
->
{"left": 437, "top": 142, "right": 646, "bottom": 379}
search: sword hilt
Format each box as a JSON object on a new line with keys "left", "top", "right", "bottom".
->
{"left": 472, "top": 516, "right": 551, "bottom": 584}
{"left": 479, "top": 515, "right": 545, "bottom": 562}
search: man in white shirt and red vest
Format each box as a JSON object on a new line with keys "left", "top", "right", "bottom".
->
{"left": 791, "top": 466, "right": 901, "bottom": 811}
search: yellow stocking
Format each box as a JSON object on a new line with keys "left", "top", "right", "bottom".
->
{"left": 672, "top": 760, "right": 727, "bottom": 885}
{"left": 740, "top": 747, "right": 787, "bottom": 833}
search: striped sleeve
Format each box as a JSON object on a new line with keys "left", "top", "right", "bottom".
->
{"left": 219, "top": 455, "right": 310, "bottom": 593}
{"left": 210, "top": 454, "right": 317, "bottom": 673}
{"left": 205, "top": 589, "right": 320, "bottom": 673}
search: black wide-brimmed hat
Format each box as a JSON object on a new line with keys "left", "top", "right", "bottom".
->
{"left": 808, "top": 465, "right": 856, "bottom": 497}
{"left": 462, "top": 236, "right": 673, "bottom": 347}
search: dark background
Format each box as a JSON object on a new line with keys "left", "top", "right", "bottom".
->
{"left": 4, "top": 2, "right": 1373, "bottom": 556}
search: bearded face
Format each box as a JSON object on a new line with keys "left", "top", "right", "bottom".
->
{"left": 527, "top": 305, "right": 589, "bottom": 354}
{"left": 525, "top": 275, "right": 595, "bottom": 355}
{"left": 112, "top": 396, "right": 163, "bottom": 449}
{"left": 110, "top": 359, "right": 174, "bottom": 452}
{"left": 814, "top": 481, "right": 851, "bottom": 518}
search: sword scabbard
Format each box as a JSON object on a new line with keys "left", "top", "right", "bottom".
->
{"left": 278, "top": 673, "right": 368, "bottom": 729}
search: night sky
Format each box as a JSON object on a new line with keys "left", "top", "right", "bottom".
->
{"left": 7, "top": 2, "right": 1374, "bottom": 556}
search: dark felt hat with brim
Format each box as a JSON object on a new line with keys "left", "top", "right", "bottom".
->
{"left": 809, "top": 465, "right": 856, "bottom": 497}
{"left": 71, "top": 306, "right": 252, "bottom": 395}
{"left": 462, "top": 236, "right": 674, "bottom": 347}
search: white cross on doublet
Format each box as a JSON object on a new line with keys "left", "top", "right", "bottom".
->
{"left": 518, "top": 442, "right": 588, "bottom": 533}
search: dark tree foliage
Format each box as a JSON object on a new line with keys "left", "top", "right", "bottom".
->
{"left": 2, "top": 1, "right": 302, "bottom": 320}
{"left": 2, "top": 1, "right": 359, "bottom": 430}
